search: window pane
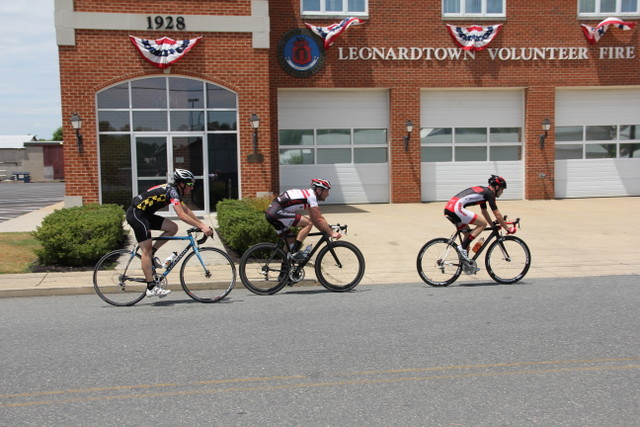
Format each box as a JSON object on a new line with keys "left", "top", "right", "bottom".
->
{"left": 354, "top": 129, "right": 386, "bottom": 145}
{"left": 490, "top": 146, "right": 521, "bottom": 161}
{"left": 466, "top": 0, "right": 481, "bottom": 13}
{"left": 302, "top": 0, "right": 321, "bottom": 12}
{"left": 586, "top": 125, "right": 616, "bottom": 141}
{"left": 586, "top": 143, "right": 616, "bottom": 158}
{"left": 455, "top": 128, "right": 486, "bottom": 143}
{"left": 208, "top": 134, "right": 239, "bottom": 201}
{"left": 317, "top": 129, "right": 350, "bottom": 145}
{"left": 100, "top": 134, "right": 131, "bottom": 207}
{"left": 326, "top": 0, "right": 343, "bottom": 11}
{"left": 622, "top": 0, "right": 637, "bottom": 12}
{"left": 348, "top": 0, "right": 365, "bottom": 12}
{"left": 555, "top": 126, "right": 583, "bottom": 141}
{"left": 206, "top": 84, "right": 236, "bottom": 109}
{"left": 280, "top": 130, "right": 314, "bottom": 145}
{"left": 601, "top": 0, "right": 616, "bottom": 12}
{"left": 207, "top": 111, "right": 237, "bottom": 130}
{"left": 97, "top": 83, "right": 129, "bottom": 109}
{"left": 455, "top": 146, "right": 486, "bottom": 161}
{"left": 318, "top": 148, "right": 351, "bottom": 163}
{"left": 620, "top": 143, "right": 640, "bottom": 157}
{"left": 280, "top": 149, "right": 314, "bottom": 165}
{"left": 133, "top": 111, "right": 168, "bottom": 131}
{"left": 98, "top": 111, "right": 130, "bottom": 132}
{"left": 421, "top": 128, "right": 452, "bottom": 143}
{"left": 555, "top": 144, "right": 583, "bottom": 159}
{"left": 443, "top": 0, "right": 460, "bottom": 13}
{"left": 171, "top": 111, "right": 205, "bottom": 131}
{"left": 355, "top": 148, "right": 387, "bottom": 163}
{"left": 620, "top": 125, "right": 640, "bottom": 140}
{"left": 490, "top": 127, "right": 521, "bottom": 142}
{"left": 132, "top": 78, "right": 166, "bottom": 109}
{"left": 136, "top": 137, "right": 167, "bottom": 178}
{"left": 579, "top": 0, "right": 596, "bottom": 13}
{"left": 486, "top": 0, "right": 502, "bottom": 13}
{"left": 422, "top": 146, "right": 452, "bottom": 162}
{"left": 169, "top": 78, "right": 204, "bottom": 109}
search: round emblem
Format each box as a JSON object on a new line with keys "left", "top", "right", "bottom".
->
{"left": 278, "top": 29, "right": 325, "bottom": 78}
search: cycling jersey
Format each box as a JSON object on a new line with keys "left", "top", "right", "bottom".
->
{"left": 131, "top": 184, "right": 183, "bottom": 214}
{"left": 444, "top": 186, "right": 498, "bottom": 227}
{"left": 265, "top": 188, "right": 319, "bottom": 235}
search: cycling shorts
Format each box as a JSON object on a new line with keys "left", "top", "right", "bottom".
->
{"left": 126, "top": 206, "right": 166, "bottom": 243}
{"left": 265, "top": 203, "right": 301, "bottom": 236}
{"left": 444, "top": 198, "right": 478, "bottom": 229}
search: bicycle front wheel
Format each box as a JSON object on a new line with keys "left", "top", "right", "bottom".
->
{"left": 315, "top": 241, "right": 365, "bottom": 292}
{"left": 485, "top": 236, "right": 531, "bottom": 284}
{"left": 180, "top": 247, "right": 236, "bottom": 303}
{"left": 416, "top": 238, "right": 462, "bottom": 287}
{"left": 93, "top": 249, "right": 147, "bottom": 306}
{"left": 239, "top": 243, "right": 289, "bottom": 295}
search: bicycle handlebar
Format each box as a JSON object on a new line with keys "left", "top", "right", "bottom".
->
{"left": 187, "top": 227, "right": 209, "bottom": 245}
{"left": 331, "top": 224, "right": 348, "bottom": 234}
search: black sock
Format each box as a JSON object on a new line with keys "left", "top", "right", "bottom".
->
{"left": 462, "top": 235, "right": 474, "bottom": 250}
{"left": 147, "top": 281, "right": 156, "bottom": 290}
{"left": 291, "top": 240, "right": 302, "bottom": 253}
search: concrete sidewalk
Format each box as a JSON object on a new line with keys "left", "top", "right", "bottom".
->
{"left": 0, "top": 197, "right": 638, "bottom": 298}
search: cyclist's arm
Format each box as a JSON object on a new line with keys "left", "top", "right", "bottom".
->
{"left": 174, "top": 203, "right": 213, "bottom": 236}
{"left": 309, "top": 206, "right": 341, "bottom": 239}
{"left": 491, "top": 208, "right": 510, "bottom": 231}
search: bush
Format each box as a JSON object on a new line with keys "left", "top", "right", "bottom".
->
{"left": 33, "top": 204, "right": 125, "bottom": 266}
{"left": 216, "top": 198, "right": 278, "bottom": 255}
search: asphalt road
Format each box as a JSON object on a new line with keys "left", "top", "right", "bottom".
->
{"left": 0, "top": 182, "right": 65, "bottom": 222}
{"left": 1, "top": 276, "right": 638, "bottom": 426}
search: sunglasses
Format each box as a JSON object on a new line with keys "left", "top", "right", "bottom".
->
{"left": 186, "top": 182, "right": 194, "bottom": 187}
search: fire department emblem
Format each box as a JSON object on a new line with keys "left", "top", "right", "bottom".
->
{"left": 278, "top": 29, "right": 325, "bottom": 78}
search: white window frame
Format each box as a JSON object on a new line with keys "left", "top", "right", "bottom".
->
{"left": 578, "top": 0, "right": 639, "bottom": 17}
{"left": 442, "top": 0, "right": 506, "bottom": 18}
{"left": 301, "top": 0, "right": 369, "bottom": 17}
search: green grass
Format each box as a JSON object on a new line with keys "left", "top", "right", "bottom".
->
{"left": 0, "top": 232, "right": 41, "bottom": 274}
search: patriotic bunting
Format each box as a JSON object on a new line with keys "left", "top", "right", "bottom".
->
{"left": 581, "top": 17, "right": 636, "bottom": 44}
{"left": 129, "top": 36, "right": 203, "bottom": 69}
{"left": 305, "top": 17, "right": 364, "bottom": 49}
{"left": 446, "top": 24, "right": 503, "bottom": 51}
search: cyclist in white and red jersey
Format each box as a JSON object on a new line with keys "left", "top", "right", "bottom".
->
{"left": 126, "top": 169, "right": 213, "bottom": 298}
{"left": 444, "top": 175, "right": 516, "bottom": 261}
{"left": 266, "top": 178, "right": 342, "bottom": 258}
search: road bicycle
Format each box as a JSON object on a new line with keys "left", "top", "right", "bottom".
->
{"left": 93, "top": 227, "right": 236, "bottom": 306}
{"left": 416, "top": 217, "right": 531, "bottom": 286}
{"left": 239, "top": 224, "right": 365, "bottom": 295}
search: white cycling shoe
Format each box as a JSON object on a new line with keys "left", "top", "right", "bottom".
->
{"left": 146, "top": 286, "right": 171, "bottom": 298}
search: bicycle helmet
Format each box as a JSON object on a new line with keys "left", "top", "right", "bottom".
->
{"left": 488, "top": 175, "right": 507, "bottom": 190}
{"left": 311, "top": 178, "right": 332, "bottom": 190}
{"left": 174, "top": 169, "right": 196, "bottom": 184}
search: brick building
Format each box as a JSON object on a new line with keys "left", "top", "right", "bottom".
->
{"left": 55, "top": 0, "right": 640, "bottom": 213}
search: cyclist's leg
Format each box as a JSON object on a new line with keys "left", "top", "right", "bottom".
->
{"left": 292, "top": 216, "right": 312, "bottom": 252}
{"left": 151, "top": 216, "right": 178, "bottom": 253}
{"left": 126, "top": 207, "right": 155, "bottom": 284}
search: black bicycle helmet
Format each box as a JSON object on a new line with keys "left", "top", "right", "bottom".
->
{"left": 488, "top": 175, "right": 507, "bottom": 190}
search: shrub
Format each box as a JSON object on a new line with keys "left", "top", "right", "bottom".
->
{"left": 33, "top": 204, "right": 125, "bottom": 266}
{"left": 216, "top": 198, "right": 278, "bottom": 255}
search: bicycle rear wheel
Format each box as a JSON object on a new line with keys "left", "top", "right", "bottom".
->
{"left": 180, "top": 247, "right": 236, "bottom": 303}
{"left": 416, "top": 238, "right": 462, "bottom": 287}
{"left": 239, "top": 243, "right": 289, "bottom": 295}
{"left": 485, "top": 236, "right": 531, "bottom": 284}
{"left": 315, "top": 241, "right": 365, "bottom": 292}
{"left": 93, "top": 249, "right": 146, "bottom": 306}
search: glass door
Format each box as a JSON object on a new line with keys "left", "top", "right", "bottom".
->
{"left": 134, "top": 135, "right": 207, "bottom": 215}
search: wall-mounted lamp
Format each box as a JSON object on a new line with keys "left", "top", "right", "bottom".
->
{"left": 539, "top": 118, "right": 552, "bottom": 149}
{"left": 403, "top": 120, "right": 414, "bottom": 152}
{"left": 70, "top": 112, "right": 84, "bottom": 153}
{"left": 247, "top": 113, "right": 263, "bottom": 163}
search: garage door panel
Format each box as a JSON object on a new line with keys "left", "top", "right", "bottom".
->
{"left": 555, "top": 159, "right": 640, "bottom": 198}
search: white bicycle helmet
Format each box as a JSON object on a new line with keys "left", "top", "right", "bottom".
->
{"left": 174, "top": 169, "right": 196, "bottom": 184}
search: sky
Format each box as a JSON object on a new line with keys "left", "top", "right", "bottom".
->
{"left": 0, "top": 1, "right": 61, "bottom": 139}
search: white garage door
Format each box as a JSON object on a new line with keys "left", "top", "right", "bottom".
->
{"left": 278, "top": 90, "right": 389, "bottom": 204}
{"left": 555, "top": 88, "right": 640, "bottom": 198}
{"left": 420, "top": 89, "right": 525, "bottom": 201}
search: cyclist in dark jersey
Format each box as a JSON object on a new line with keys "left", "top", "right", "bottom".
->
{"left": 266, "top": 178, "right": 341, "bottom": 259}
{"left": 444, "top": 175, "right": 516, "bottom": 261}
{"left": 126, "top": 169, "right": 213, "bottom": 298}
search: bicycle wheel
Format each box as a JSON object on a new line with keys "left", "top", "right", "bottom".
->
{"left": 239, "top": 243, "right": 289, "bottom": 295}
{"left": 93, "top": 249, "right": 147, "bottom": 306}
{"left": 315, "top": 241, "right": 365, "bottom": 292}
{"left": 485, "top": 236, "right": 531, "bottom": 284}
{"left": 416, "top": 238, "right": 462, "bottom": 287}
{"left": 180, "top": 247, "right": 236, "bottom": 303}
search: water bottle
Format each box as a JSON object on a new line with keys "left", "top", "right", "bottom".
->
{"left": 471, "top": 238, "right": 485, "bottom": 253}
{"left": 301, "top": 245, "right": 312, "bottom": 258}
{"left": 162, "top": 251, "right": 177, "bottom": 268}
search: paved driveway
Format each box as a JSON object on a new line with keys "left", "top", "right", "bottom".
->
{"left": 0, "top": 182, "right": 65, "bottom": 222}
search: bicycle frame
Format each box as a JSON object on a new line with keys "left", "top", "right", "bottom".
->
{"left": 451, "top": 218, "right": 521, "bottom": 262}
{"left": 281, "top": 225, "right": 347, "bottom": 272}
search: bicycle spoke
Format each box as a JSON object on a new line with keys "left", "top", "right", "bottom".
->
{"left": 181, "top": 248, "right": 236, "bottom": 303}
{"left": 485, "top": 236, "right": 531, "bottom": 284}
{"left": 93, "top": 250, "right": 146, "bottom": 306}
{"left": 417, "top": 238, "right": 462, "bottom": 286}
{"left": 239, "top": 243, "right": 289, "bottom": 295}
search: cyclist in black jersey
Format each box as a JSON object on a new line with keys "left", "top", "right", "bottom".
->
{"left": 444, "top": 175, "right": 516, "bottom": 261}
{"left": 126, "top": 169, "right": 213, "bottom": 298}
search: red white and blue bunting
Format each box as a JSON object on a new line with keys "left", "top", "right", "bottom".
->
{"left": 129, "top": 36, "right": 203, "bottom": 69}
{"left": 446, "top": 24, "right": 503, "bottom": 51}
{"left": 581, "top": 17, "right": 636, "bottom": 44}
{"left": 305, "top": 17, "right": 364, "bottom": 49}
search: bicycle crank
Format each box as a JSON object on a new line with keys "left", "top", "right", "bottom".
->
{"left": 462, "top": 260, "right": 480, "bottom": 275}
{"left": 154, "top": 274, "right": 168, "bottom": 289}
{"left": 289, "top": 267, "right": 305, "bottom": 283}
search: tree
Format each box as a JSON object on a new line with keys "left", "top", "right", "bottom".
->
{"left": 52, "top": 127, "right": 63, "bottom": 141}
